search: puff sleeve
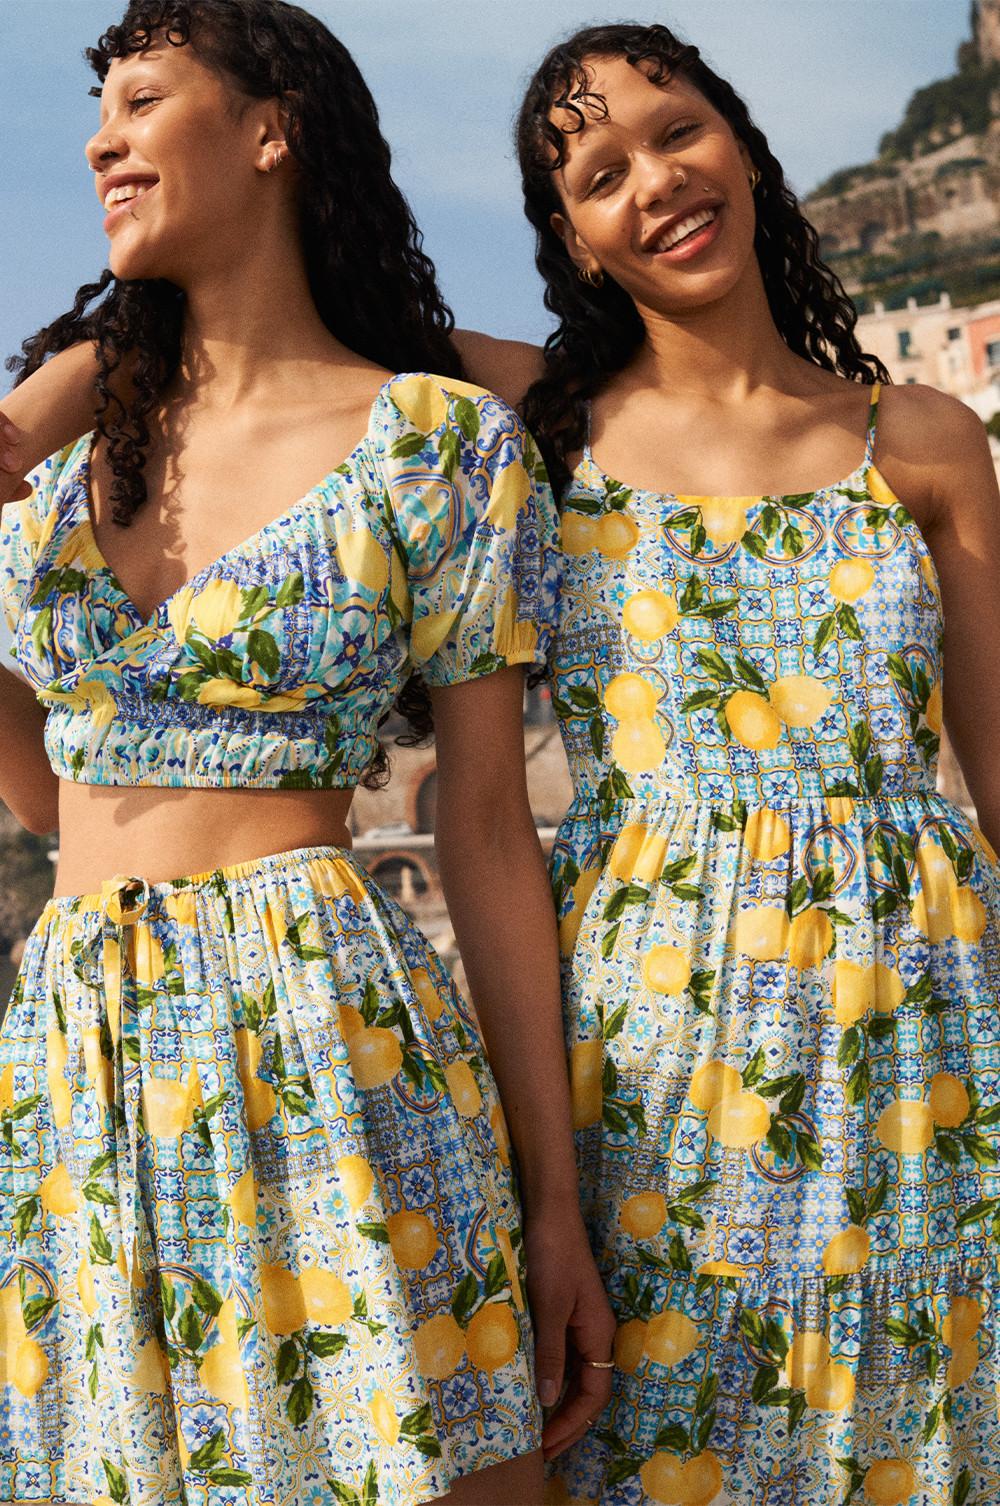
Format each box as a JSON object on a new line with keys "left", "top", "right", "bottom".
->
{"left": 371, "top": 373, "right": 560, "bottom": 687}
{"left": 0, "top": 449, "right": 63, "bottom": 637}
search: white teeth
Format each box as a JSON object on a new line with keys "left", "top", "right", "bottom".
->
{"left": 651, "top": 207, "right": 715, "bottom": 253}
{"left": 103, "top": 182, "right": 153, "bottom": 210}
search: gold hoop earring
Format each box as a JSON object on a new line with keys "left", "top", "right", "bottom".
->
{"left": 579, "top": 266, "right": 604, "bottom": 288}
{"left": 267, "top": 147, "right": 286, "bottom": 173}
{"left": 748, "top": 167, "right": 761, "bottom": 191}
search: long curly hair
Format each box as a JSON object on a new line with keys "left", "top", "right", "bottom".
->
{"left": 516, "top": 23, "right": 891, "bottom": 491}
{"left": 9, "top": 0, "right": 464, "bottom": 780}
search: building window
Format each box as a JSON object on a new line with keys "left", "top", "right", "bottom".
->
{"left": 986, "top": 339, "right": 1000, "bottom": 368}
{"left": 905, "top": 376, "right": 917, "bottom": 385}
{"left": 947, "top": 327, "right": 961, "bottom": 341}
{"left": 897, "top": 330, "right": 912, "bottom": 359}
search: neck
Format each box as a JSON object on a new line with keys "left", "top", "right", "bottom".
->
{"left": 174, "top": 228, "right": 347, "bottom": 409}
{"left": 628, "top": 259, "right": 799, "bottom": 403}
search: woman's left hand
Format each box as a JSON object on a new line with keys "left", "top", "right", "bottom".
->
{"left": 524, "top": 1204, "right": 617, "bottom": 1460}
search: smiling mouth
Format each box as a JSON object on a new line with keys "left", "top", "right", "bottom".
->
{"left": 103, "top": 181, "right": 157, "bottom": 211}
{"left": 648, "top": 206, "right": 717, "bottom": 254}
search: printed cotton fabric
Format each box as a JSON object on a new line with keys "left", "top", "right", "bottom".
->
{"left": 547, "top": 388, "right": 1000, "bottom": 1505}
{"left": 0, "top": 847, "right": 538, "bottom": 1505}
{"left": 0, "top": 375, "right": 558, "bottom": 788}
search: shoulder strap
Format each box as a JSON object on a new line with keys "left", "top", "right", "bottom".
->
{"left": 862, "top": 382, "right": 881, "bottom": 468}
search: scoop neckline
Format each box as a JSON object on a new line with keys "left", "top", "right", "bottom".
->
{"left": 577, "top": 444, "right": 875, "bottom": 508}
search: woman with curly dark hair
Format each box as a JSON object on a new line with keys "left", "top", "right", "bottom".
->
{"left": 460, "top": 20, "right": 1000, "bottom": 1504}
{"left": 0, "top": 4, "right": 614, "bottom": 1503}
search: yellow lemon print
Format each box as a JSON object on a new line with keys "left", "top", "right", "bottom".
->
{"left": 680, "top": 495, "right": 754, "bottom": 547}
{"left": 444, "top": 1060, "right": 483, "bottom": 1118}
{"left": 466, "top": 1302, "right": 519, "bottom": 1374}
{"left": 948, "top": 1337, "right": 980, "bottom": 1388}
{"left": 866, "top": 464, "right": 898, "bottom": 510}
{"left": 822, "top": 1225, "right": 871, "bottom": 1275}
{"left": 604, "top": 672, "right": 660, "bottom": 720}
{"left": 260, "top": 1263, "right": 307, "bottom": 1335}
{"left": 390, "top": 374, "right": 448, "bottom": 434}
{"left": 335, "top": 521, "right": 390, "bottom": 594}
{"left": 491, "top": 1103, "right": 512, "bottom": 1168}
{"left": 706, "top": 1090, "right": 771, "bottom": 1149}
{"left": 369, "top": 1389, "right": 402, "bottom": 1447}
{"left": 142, "top": 1066, "right": 200, "bottom": 1139}
{"left": 486, "top": 459, "right": 532, "bottom": 531}
{"left": 925, "top": 681, "right": 943, "bottom": 734}
{"left": 40, "top": 1163, "right": 80, "bottom": 1218}
{"left": 643, "top": 1309, "right": 699, "bottom": 1368}
{"left": 828, "top": 557, "right": 875, "bottom": 603}
{"left": 725, "top": 690, "right": 781, "bottom": 751}
{"left": 785, "top": 1329, "right": 830, "bottom": 1389}
{"left": 413, "top": 1312, "right": 466, "bottom": 1379}
{"left": 189, "top": 578, "right": 244, "bottom": 641}
{"left": 733, "top": 905, "right": 789, "bottom": 962}
{"left": 300, "top": 1267, "right": 352, "bottom": 1326}
{"left": 622, "top": 589, "right": 679, "bottom": 640}
{"left": 689, "top": 1060, "right": 742, "bottom": 1113}
{"left": 952, "top": 886, "right": 988, "bottom": 943}
{"left": 570, "top": 1039, "right": 604, "bottom": 1130}
{"left": 608, "top": 824, "right": 668, "bottom": 885}
{"left": 863, "top": 1458, "right": 917, "bottom": 1506}
{"left": 200, "top": 1298, "right": 249, "bottom": 1410}
{"left": 942, "top": 1295, "right": 983, "bottom": 1348}
{"left": 619, "top": 1191, "right": 668, "bottom": 1240}
{"left": 410, "top": 609, "right": 459, "bottom": 664}
{"left": 612, "top": 717, "right": 667, "bottom": 774}
{"left": 876, "top": 1097, "right": 934, "bottom": 1155}
{"left": 595, "top": 511, "right": 640, "bottom": 559}
{"left": 559, "top": 861, "right": 602, "bottom": 958}
{"left": 12, "top": 1338, "right": 49, "bottom": 1398}
{"left": 562, "top": 512, "right": 598, "bottom": 555}
{"left": 643, "top": 946, "right": 691, "bottom": 996}
{"left": 349, "top": 1027, "right": 404, "bottom": 1090}
{"left": 0, "top": 1064, "right": 14, "bottom": 1113}
{"left": 230, "top": 1166, "right": 258, "bottom": 1230}
{"left": 827, "top": 795, "right": 855, "bottom": 825}
{"left": 387, "top": 1211, "right": 439, "bottom": 1271}
{"left": 131, "top": 1338, "right": 170, "bottom": 1396}
{"left": 677, "top": 1449, "right": 724, "bottom": 1505}
{"left": 163, "top": 889, "right": 198, "bottom": 927}
{"left": 77, "top": 1256, "right": 98, "bottom": 1318}
{"left": 614, "top": 1318, "right": 647, "bottom": 1374}
{"left": 743, "top": 807, "right": 792, "bottom": 861}
{"left": 804, "top": 1360, "right": 855, "bottom": 1411}
{"left": 928, "top": 1072, "right": 970, "bottom": 1127}
{"left": 133, "top": 929, "right": 165, "bottom": 987}
{"left": 638, "top": 1451, "right": 684, "bottom": 1503}
{"left": 0, "top": 1283, "right": 26, "bottom": 1384}
{"left": 769, "top": 674, "right": 834, "bottom": 728}
{"left": 337, "top": 1153, "right": 375, "bottom": 1211}
{"left": 48, "top": 1073, "right": 73, "bottom": 1131}
{"left": 873, "top": 962, "right": 906, "bottom": 1014}
{"left": 410, "top": 967, "right": 447, "bottom": 1023}
{"left": 831, "top": 960, "right": 873, "bottom": 1026}
{"left": 788, "top": 908, "right": 834, "bottom": 970}
{"left": 338, "top": 1003, "right": 364, "bottom": 1042}
{"left": 697, "top": 1258, "right": 744, "bottom": 1277}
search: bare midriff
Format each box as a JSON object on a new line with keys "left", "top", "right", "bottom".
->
{"left": 53, "top": 782, "right": 356, "bottom": 896}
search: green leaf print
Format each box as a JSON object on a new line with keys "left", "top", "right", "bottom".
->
{"left": 390, "top": 431, "right": 426, "bottom": 460}
{"left": 247, "top": 629, "right": 280, "bottom": 677}
{"left": 287, "top": 1375, "right": 316, "bottom": 1425}
{"left": 306, "top": 1331, "right": 348, "bottom": 1359}
{"left": 102, "top": 1459, "right": 129, "bottom": 1504}
{"left": 207, "top": 1468, "right": 254, "bottom": 1486}
{"left": 439, "top": 428, "right": 461, "bottom": 482}
{"left": 275, "top": 571, "right": 305, "bottom": 609}
{"left": 189, "top": 1429, "right": 227, "bottom": 1472}
{"left": 954, "top": 1467, "right": 972, "bottom": 1505}
{"left": 89, "top": 1213, "right": 114, "bottom": 1267}
{"left": 328, "top": 1482, "right": 363, "bottom": 1506}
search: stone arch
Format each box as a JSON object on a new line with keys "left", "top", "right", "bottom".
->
{"left": 408, "top": 762, "right": 438, "bottom": 835}
{"left": 368, "top": 850, "right": 436, "bottom": 906}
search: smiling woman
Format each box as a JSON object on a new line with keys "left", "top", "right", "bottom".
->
{"left": 0, "top": 3, "right": 615, "bottom": 1504}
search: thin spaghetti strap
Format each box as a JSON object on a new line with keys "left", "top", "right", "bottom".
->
{"left": 581, "top": 398, "right": 594, "bottom": 460}
{"left": 862, "top": 382, "right": 881, "bottom": 468}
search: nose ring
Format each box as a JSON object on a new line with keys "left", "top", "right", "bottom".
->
{"left": 673, "top": 165, "right": 688, "bottom": 189}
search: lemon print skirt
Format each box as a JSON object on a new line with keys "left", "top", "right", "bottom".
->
{"left": 0, "top": 846, "right": 538, "bottom": 1505}
{"left": 548, "top": 388, "right": 1000, "bottom": 1504}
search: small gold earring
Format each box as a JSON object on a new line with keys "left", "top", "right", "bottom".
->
{"left": 268, "top": 147, "right": 285, "bottom": 173}
{"left": 579, "top": 266, "right": 604, "bottom": 288}
{"left": 748, "top": 167, "right": 761, "bottom": 191}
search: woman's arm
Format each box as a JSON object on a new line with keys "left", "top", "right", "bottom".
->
{"left": 879, "top": 386, "right": 1000, "bottom": 846}
{"left": 431, "top": 666, "right": 615, "bottom": 1457}
{"left": 0, "top": 665, "right": 58, "bottom": 834}
{"left": 0, "top": 342, "right": 105, "bottom": 502}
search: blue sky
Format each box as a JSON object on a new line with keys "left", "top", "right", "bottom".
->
{"left": 0, "top": 0, "right": 971, "bottom": 372}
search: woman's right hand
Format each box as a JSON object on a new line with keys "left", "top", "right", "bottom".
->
{"left": 0, "top": 413, "right": 32, "bottom": 507}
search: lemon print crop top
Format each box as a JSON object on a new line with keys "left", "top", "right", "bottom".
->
{"left": 0, "top": 375, "right": 559, "bottom": 789}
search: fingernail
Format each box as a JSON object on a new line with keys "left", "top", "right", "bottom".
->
{"left": 539, "top": 1379, "right": 558, "bottom": 1406}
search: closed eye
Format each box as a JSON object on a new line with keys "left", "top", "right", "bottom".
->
{"left": 129, "top": 94, "right": 161, "bottom": 112}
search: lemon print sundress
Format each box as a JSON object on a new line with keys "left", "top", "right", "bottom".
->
{"left": 0, "top": 375, "right": 558, "bottom": 1506}
{"left": 548, "top": 386, "right": 1000, "bottom": 1505}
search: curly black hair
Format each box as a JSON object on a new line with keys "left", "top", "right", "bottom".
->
{"left": 516, "top": 23, "right": 891, "bottom": 491}
{"left": 9, "top": 0, "right": 464, "bottom": 779}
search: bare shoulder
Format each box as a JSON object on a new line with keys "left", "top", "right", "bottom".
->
{"left": 873, "top": 383, "right": 995, "bottom": 530}
{"left": 452, "top": 330, "right": 545, "bottom": 411}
